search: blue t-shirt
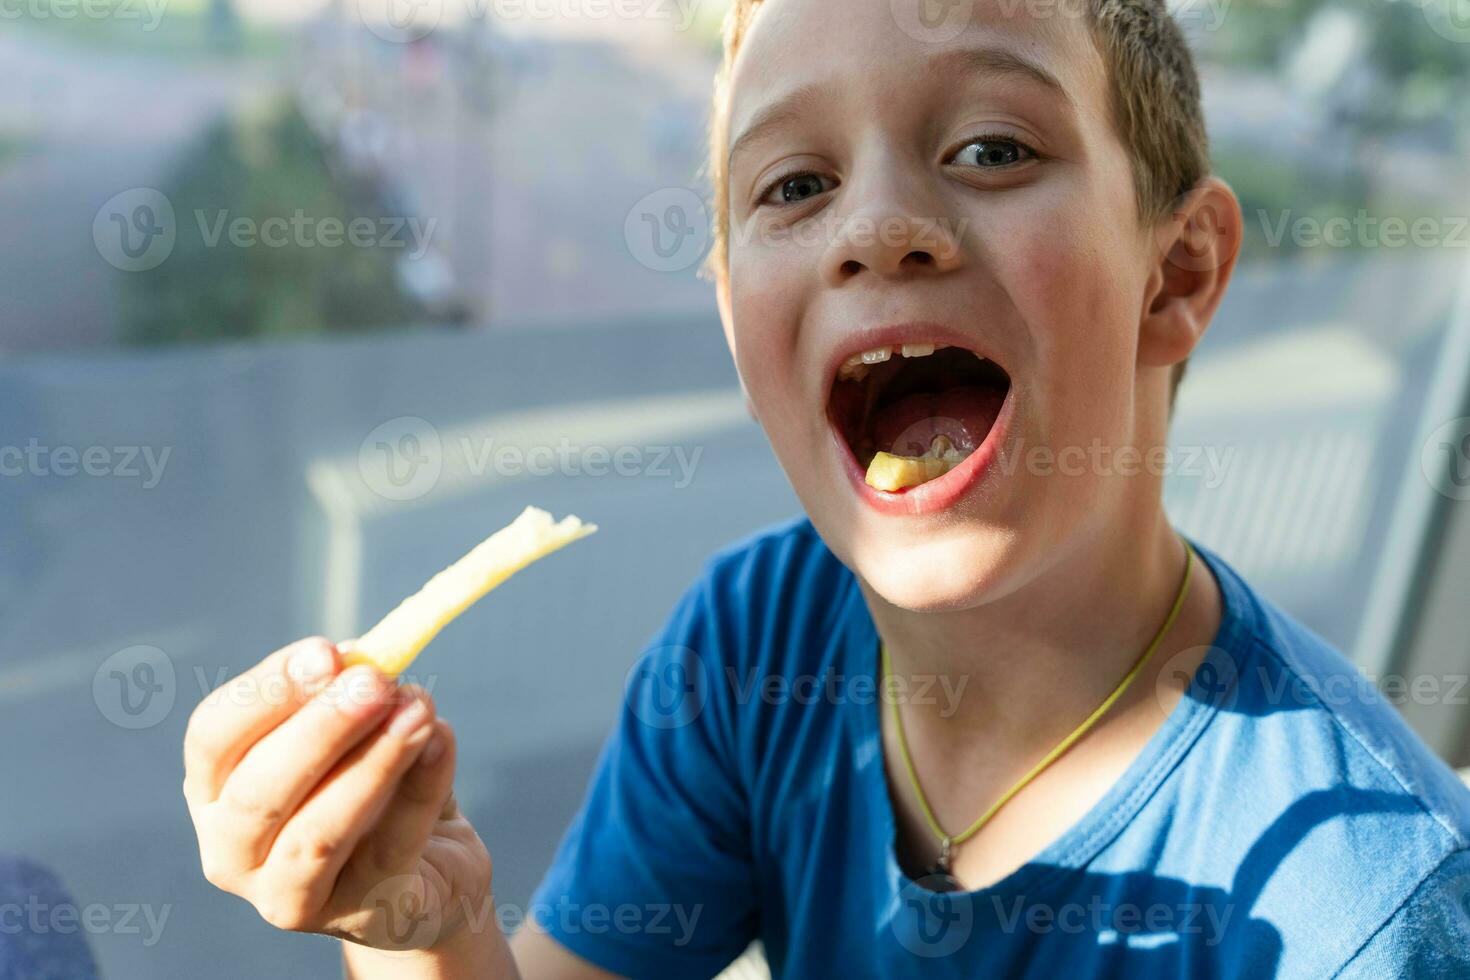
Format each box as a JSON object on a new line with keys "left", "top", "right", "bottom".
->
{"left": 530, "top": 517, "right": 1470, "bottom": 977}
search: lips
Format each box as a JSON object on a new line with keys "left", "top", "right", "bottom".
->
{"left": 823, "top": 325, "right": 1013, "bottom": 514}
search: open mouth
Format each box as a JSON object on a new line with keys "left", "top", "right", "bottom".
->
{"left": 827, "top": 342, "right": 1012, "bottom": 494}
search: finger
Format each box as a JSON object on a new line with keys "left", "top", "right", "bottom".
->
{"left": 184, "top": 637, "right": 341, "bottom": 806}
{"left": 264, "top": 694, "right": 441, "bottom": 910}
{"left": 353, "top": 719, "right": 458, "bottom": 879}
{"left": 212, "top": 665, "right": 399, "bottom": 866}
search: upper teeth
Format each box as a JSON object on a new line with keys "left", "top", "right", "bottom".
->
{"left": 838, "top": 342, "right": 956, "bottom": 382}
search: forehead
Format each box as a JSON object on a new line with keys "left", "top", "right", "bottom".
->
{"left": 727, "top": 0, "right": 1110, "bottom": 149}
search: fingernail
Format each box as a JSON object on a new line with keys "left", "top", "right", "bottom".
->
{"left": 389, "top": 695, "right": 431, "bottom": 736}
{"left": 288, "top": 641, "right": 335, "bottom": 683}
{"left": 418, "top": 731, "right": 446, "bottom": 767}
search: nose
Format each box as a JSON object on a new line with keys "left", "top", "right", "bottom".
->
{"left": 820, "top": 176, "right": 965, "bottom": 286}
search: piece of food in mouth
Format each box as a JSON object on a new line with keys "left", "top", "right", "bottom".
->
{"left": 341, "top": 506, "right": 597, "bottom": 677}
{"left": 866, "top": 435, "right": 968, "bottom": 492}
{"left": 828, "top": 342, "right": 1010, "bottom": 493}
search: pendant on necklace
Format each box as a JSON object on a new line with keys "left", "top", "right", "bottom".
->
{"left": 922, "top": 837, "right": 963, "bottom": 893}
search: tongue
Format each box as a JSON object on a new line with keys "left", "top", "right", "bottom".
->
{"left": 871, "top": 385, "right": 1005, "bottom": 457}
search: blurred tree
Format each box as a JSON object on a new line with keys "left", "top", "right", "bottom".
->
{"left": 120, "top": 98, "right": 432, "bottom": 347}
{"left": 1217, "top": 0, "right": 1468, "bottom": 128}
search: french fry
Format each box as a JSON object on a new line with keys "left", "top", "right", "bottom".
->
{"left": 865, "top": 435, "right": 966, "bottom": 492}
{"left": 341, "top": 506, "right": 597, "bottom": 677}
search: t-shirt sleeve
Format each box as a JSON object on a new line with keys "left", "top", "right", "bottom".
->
{"left": 525, "top": 568, "right": 758, "bottom": 979}
{"left": 1333, "top": 847, "right": 1470, "bottom": 978}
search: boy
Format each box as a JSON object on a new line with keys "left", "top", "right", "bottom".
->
{"left": 182, "top": 0, "right": 1470, "bottom": 975}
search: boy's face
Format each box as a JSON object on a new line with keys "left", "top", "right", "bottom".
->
{"left": 720, "top": 0, "right": 1177, "bottom": 610}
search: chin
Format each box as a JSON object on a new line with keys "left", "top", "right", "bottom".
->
{"left": 837, "top": 515, "right": 1022, "bottom": 614}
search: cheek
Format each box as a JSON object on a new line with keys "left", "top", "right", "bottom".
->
{"left": 728, "top": 248, "right": 810, "bottom": 432}
{"left": 994, "top": 193, "right": 1141, "bottom": 434}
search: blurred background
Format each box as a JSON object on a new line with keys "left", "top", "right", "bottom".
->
{"left": 1, "top": 0, "right": 1469, "bottom": 976}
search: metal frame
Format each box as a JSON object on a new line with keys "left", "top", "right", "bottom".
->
{"left": 1353, "top": 248, "right": 1470, "bottom": 762}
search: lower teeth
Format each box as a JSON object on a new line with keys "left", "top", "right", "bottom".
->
{"left": 864, "top": 435, "right": 967, "bottom": 492}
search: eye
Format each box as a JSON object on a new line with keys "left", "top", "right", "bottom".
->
{"left": 949, "top": 134, "right": 1036, "bottom": 170}
{"left": 758, "top": 171, "right": 835, "bottom": 207}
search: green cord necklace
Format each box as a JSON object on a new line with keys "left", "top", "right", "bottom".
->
{"left": 881, "top": 540, "right": 1196, "bottom": 892}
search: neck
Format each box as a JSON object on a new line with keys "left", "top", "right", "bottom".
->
{"left": 860, "top": 504, "right": 1217, "bottom": 758}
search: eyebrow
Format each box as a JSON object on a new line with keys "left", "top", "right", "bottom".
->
{"left": 727, "top": 45, "right": 1073, "bottom": 170}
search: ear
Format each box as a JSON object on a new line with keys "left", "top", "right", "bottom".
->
{"left": 1138, "top": 176, "right": 1243, "bottom": 370}
{"left": 715, "top": 267, "right": 760, "bottom": 422}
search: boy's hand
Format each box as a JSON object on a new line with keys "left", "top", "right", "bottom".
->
{"left": 182, "top": 637, "right": 493, "bottom": 953}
